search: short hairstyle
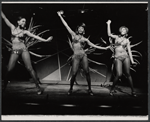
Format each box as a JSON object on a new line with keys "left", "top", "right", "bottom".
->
{"left": 75, "top": 23, "right": 86, "bottom": 35}
{"left": 17, "top": 16, "right": 26, "bottom": 21}
{"left": 119, "top": 26, "right": 129, "bottom": 33}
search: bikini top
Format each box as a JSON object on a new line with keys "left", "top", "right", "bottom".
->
{"left": 11, "top": 29, "right": 25, "bottom": 42}
{"left": 72, "top": 36, "right": 85, "bottom": 50}
{"left": 114, "top": 36, "right": 128, "bottom": 49}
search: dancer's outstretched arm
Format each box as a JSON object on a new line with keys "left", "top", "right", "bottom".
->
{"left": 57, "top": 11, "right": 76, "bottom": 37}
{"left": 84, "top": 38, "right": 110, "bottom": 50}
{"left": 24, "top": 30, "right": 53, "bottom": 42}
{"left": 1, "top": 11, "right": 15, "bottom": 30}
{"left": 106, "top": 20, "right": 118, "bottom": 39}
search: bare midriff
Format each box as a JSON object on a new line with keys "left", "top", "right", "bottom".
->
{"left": 114, "top": 37, "right": 128, "bottom": 58}
{"left": 72, "top": 42, "right": 85, "bottom": 55}
{"left": 11, "top": 35, "right": 26, "bottom": 50}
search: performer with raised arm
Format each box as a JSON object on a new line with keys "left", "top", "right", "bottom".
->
{"left": 106, "top": 20, "right": 137, "bottom": 97}
{"left": 57, "top": 11, "right": 110, "bottom": 95}
{"left": 1, "top": 11, "right": 53, "bottom": 95}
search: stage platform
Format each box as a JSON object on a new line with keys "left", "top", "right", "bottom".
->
{"left": 2, "top": 80, "right": 148, "bottom": 116}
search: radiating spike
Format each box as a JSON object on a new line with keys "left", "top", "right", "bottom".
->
{"left": 29, "top": 51, "right": 51, "bottom": 58}
{"left": 130, "top": 67, "right": 136, "bottom": 72}
{"left": 30, "top": 30, "right": 37, "bottom": 35}
{"left": 132, "top": 55, "right": 141, "bottom": 57}
{"left": 17, "top": 61, "right": 24, "bottom": 66}
{"left": 2, "top": 38, "right": 12, "bottom": 46}
{"left": 68, "top": 37, "right": 74, "bottom": 51}
{"left": 101, "top": 37, "right": 107, "bottom": 44}
{"left": 28, "top": 17, "right": 33, "bottom": 31}
{"left": 89, "top": 68, "right": 98, "bottom": 73}
{"left": 130, "top": 41, "right": 142, "bottom": 48}
{"left": 28, "top": 47, "right": 41, "bottom": 50}
{"left": 109, "top": 46, "right": 114, "bottom": 52}
{"left": 95, "top": 43, "right": 101, "bottom": 46}
{"left": 32, "top": 25, "right": 42, "bottom": 30}
{"left": 67, "top": 56, "right": 72, "bottom": 62}
{"left": 132, "top": 50, "right": 142, "bottom": 57}
{"left": 6, "top": 46, "right": 12, "bottom": 51}
{"left": 66, "top": 66, "right": 72, "bottom": 81}
{"left": 85, "top": 48, "right": 96, "bottom": 54}
{"left": 25, "top": 37, "right": 31, "bottom": 44}
{"left": 88, "top": 58, "right": 106, "bottom": 66}
{"left": 37, "top": 30, "right": 50, "bottom": 36}
{"left": 128, "top": 36, "right": 132, "bottom": 40}
{"left": 89, "top": 67, "right": 106, "bottom": 77}
{"left": 134, "top": 58, "right": 140, "bottom": 65}
{"left": 3, "top": 42, "right": 11, "bottom": 46}
{"left": 93, "top": 53, "right": 104, "bottom": 55}
{"left": 27, "top": 40, "right": 41, "bottom": 48}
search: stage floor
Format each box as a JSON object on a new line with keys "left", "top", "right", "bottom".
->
{"left": 2, "top": 80, "right": 148, "bottom": 116}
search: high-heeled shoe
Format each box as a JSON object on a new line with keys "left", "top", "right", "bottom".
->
{"left": 88, "top": 89, "right": 94, "bottom": 96}
{"left": 131, "top": 91, "right": 137, "bottom": 97}
{"left": 37, "top": 88, "right": 43, "bottom": 95}
{"left": 36, "top": 84, "right": 43, "bottom": 95}
{"left": 67, "top": 89, "right": 73, "bottom": 95}
{"left": 109, "top": 90, "right": 115, "bottom": 96}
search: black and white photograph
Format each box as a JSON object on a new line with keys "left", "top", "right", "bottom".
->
{"left": 1, "top": 1, "right": 148, "bottom": 120}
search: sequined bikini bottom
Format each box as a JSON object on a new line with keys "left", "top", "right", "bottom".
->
{"left": 72, "top": 53, "right": 87, "bottom": 60}
{"left": 115, "top": 55, "right": 129, "bottom": 62}
{"left": 12, "top": 48, "right": 27, "bottom": 55}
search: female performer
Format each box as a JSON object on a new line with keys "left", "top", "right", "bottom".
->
{"left": 1, "top": 11, "right": 53, "bottom": 95}
{"left": 57, "top": 11, "right": 110, "bottom": 95}
{"left": 106, "top": 20, "right": 137, "bottom": 97}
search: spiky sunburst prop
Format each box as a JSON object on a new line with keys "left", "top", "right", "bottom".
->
{"left": 2, "top": 17, "right": 51, "bottom": 65}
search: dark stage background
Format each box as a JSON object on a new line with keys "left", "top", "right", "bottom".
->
{"left": 2, "top": 3, "right": 148, "bottom": 88}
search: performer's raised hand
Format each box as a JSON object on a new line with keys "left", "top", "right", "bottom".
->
{"left": 57, "top": 10, "right": 64, "bottom": 16}
{"left": 106, "top": 20, "right": 111, "bottom": 24}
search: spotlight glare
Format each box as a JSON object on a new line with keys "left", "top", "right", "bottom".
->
{"left": 81, "top": 10, "right": 85, "bottom": 13}
{"left": 61, "top": 104, "right": 76, "bottom": 107}
{"left": 25, "top": 103, "right": 39, "bottom": 105}
{"left": 99, "top": 105, "right": 112, "bottom": 108}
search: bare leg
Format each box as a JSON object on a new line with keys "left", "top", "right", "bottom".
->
{"left": 22, "top": 51, "right": 42, "bottom": 95}
{"left": 110, "top": 59, "right": 122, "bottom": 95}
{"left": 82, "top": 55, "right": 93, "bottom": 95}
{"left": 123, "top": 57, "right": 137, "bottom": 97}
{"left": 68, "top": 57, "right": 80, "bottom": 95}
{"left": 3, "top": 53, "right": 19, "bottom": 91}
